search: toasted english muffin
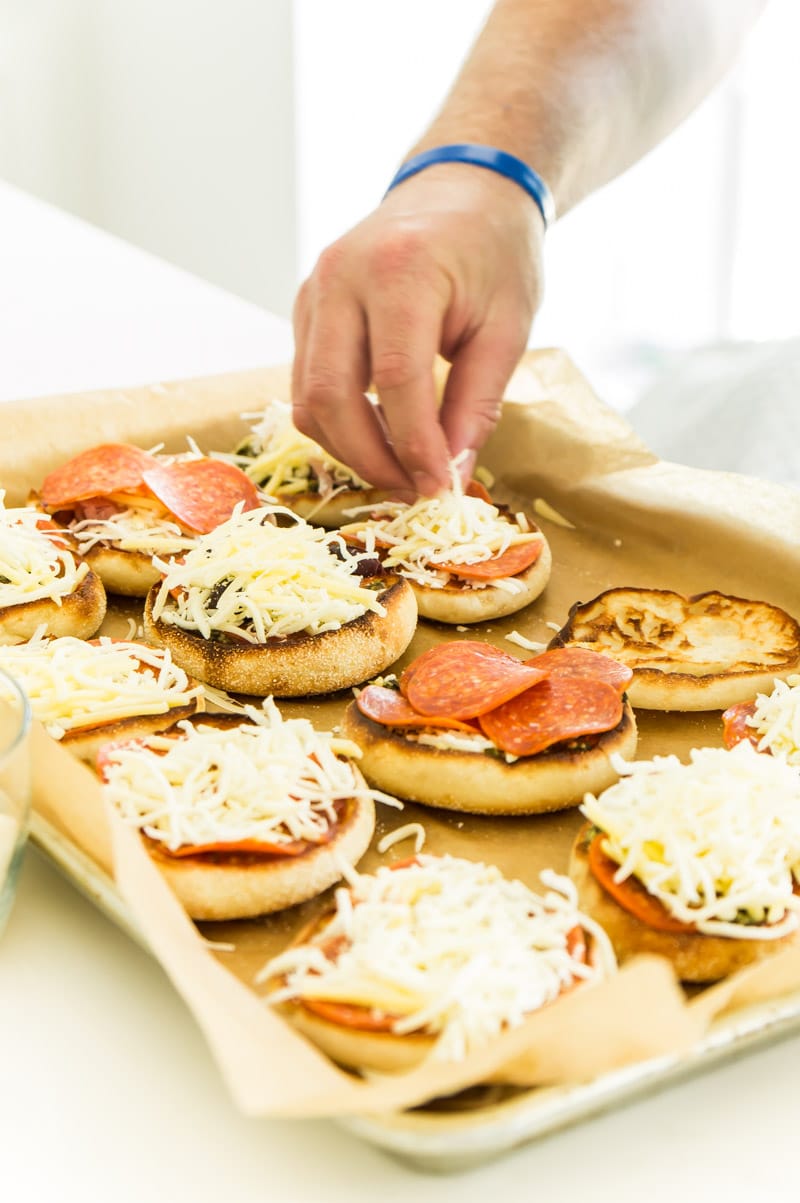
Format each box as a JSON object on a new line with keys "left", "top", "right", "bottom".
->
{"left": 571, "top": 744, "right": 800, "bottom": 982}
{"left": 145, "top": 574, "right": 417, "bottom": 697}
{"left": 570, "top": 830, "right": 800, "bottom": 983}
{"left": 551, "top": 587, "right": 800, "bottom": 710}
{"left": 411, "top": 538, "right": 553, "bottom": 625}
{"left": 0, "top": 566, "right": 107, "bottom": 643}
{"left": 340, "top": 696, "right": 637, "bottom": 815}
{"left": 99, "top": 711, "right": 377, "bottom": 920}
{"left": 0, "top": 635, "right": 202, "bottom": 761}
{"left": 262, "top": 854, "right": 612, "bottom": 1074}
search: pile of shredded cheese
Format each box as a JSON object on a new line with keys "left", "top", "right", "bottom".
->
{"left": 0, "top": 500, "right": 88, "bottom": 608}
{"left": 70, "top": 507, "right": 197, "bottom": 557}
{"left": 582, "top": 743, "right": 800, "bottom": 938}
{"left": 746, "top": 675, "right": 800, "bottom": 765}
{"left": 151, "top": 506, "right": 387, "bottom": 642}
{"left": 101, "top": 699, "right": 373, "bottom": 851}
{"left": 342, "top": 467, "right": 541, "bottom": 592}
{"left": 0, "top": 633, "right": 201, "bottom": 738}
{"left": 235, "top": 400, "right": 370, "bottom": 495}
{"left": 262, "top": 855, "right": 614, "bottom": 1062}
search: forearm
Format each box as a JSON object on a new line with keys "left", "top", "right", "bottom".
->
{"left": 408, "top": 0, "right": 766, "bottom": 216}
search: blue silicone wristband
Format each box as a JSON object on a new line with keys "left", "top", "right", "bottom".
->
{"left": 385, "top": 144, "right": 556, "bottom": 229}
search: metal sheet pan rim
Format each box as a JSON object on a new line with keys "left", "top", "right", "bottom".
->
{"left": 29, "top": 814, "right": 800, "bottom": 1173}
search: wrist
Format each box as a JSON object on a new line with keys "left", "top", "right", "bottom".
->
{"left": 387, "top": 144, "right": 555, "bottom": 231}
{"left": 381, "top": 160, "right": 547, "bottom": 243}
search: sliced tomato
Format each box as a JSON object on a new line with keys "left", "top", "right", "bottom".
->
{"left": 588, "top": 834, "right": 696, "bottom": 933}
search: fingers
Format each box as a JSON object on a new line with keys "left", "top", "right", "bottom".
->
{"left": 439, "top": 317, "right": 531, "bottom": 481}
{"left": 293, "top": 229, "right": 456, "bottom": 496}
{"left": 365, "top": 267, "right": 452, "bottom": 497}
{"left": 293, "top": 275, "right": 415, "bottom": 493}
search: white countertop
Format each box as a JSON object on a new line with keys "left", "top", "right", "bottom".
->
{"left": 0, "top": 180, "right": 794, "bottom": 1201}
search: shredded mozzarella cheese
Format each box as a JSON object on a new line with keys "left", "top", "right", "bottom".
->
{"left": 233, "top": 400, "right": 370, "bottom": 495}
{"left": 101, "top": 698, "right": 373, "bottom": 852}
{"left": 0, "top": 633, "right": 201, "bottom": 738}
{"left": 341, "top": 465, "right": 541, "bottom": 591}
{"left": 151, "top": 506, "right": 387, "bottom": 642}
{"left": 261, "top": 855, "right": 614, "bottom": 1061}
{"left": 70, "top": 506, "right": 197, "bottom": 557}
{"left": 376, "top": 822, "right": 427, "bottom": 855}
{"left": 581, "top": 743, "right": 800, "bottom": 938}
{"left": 747, "top": 675, "right": 800, "bottom": 765}
{"left": 0, "top": 499, "right": 88, "bottom": 609}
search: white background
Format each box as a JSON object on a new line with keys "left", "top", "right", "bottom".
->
{"left": 2, "top": 0, "right": 799, "bottom": 402}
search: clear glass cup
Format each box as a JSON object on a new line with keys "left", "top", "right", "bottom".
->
{"left": 0, "top": 669, "right": 31, "bottom": 937}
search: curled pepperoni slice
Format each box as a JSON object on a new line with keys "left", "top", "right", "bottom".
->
{"left": 401, "top": 641, "right": 547, "bottom": 720}
{"left": 142, "top": 459, "right": 260, "bottom": 533}
{"left": 41, "top": 443, "right": 156, "bottom": 509}
{"left": 356, "top": 685, "right": 478, "bottom": 732}
{"left": 478, "top": 676, "right": 623, "bottom": 757}
{"left": 526, "top": 646, "right": 633, "bottom": 693}
{"left": 722, "top": 700, "right": 761, "bottom": 750}
{"left": 434, "top": 539, "right": 543, "bottom": 581}
{"left": 465, "top": 478, "right": 493, "bottom": 504}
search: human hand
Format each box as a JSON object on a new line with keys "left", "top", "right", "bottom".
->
{"left": 292, "top": 164, "right": 545, "bottom": 498}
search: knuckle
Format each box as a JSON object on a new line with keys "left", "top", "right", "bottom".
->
{"left": 313, "top": 240, "right": 348, "bottom": 289}
{"left": 298, "top": 371, "right": 343, "bottom": 413}
{"left": 371, "top": 347, "right": 420, "bottom": 393}
{"left": 366, "top": 225, "right": 425, "bottom": 284}
{"left": 390, "top": 429, "right": 432, "bottom": 468}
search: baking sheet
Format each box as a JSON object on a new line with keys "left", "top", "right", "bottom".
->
{"left": 11, "top": 349, "right": 800, "bottom": 1166}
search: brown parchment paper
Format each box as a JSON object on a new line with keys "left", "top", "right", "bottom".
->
{"left": 11, "top": 348, "right": 800, "bottom": 1118}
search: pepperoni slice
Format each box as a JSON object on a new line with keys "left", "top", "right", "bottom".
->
{"left": 41, "top": 444, "right": 156, "bottom": 509}
{"left": 722, "top": 700, "right": 761, "bottom": 751}
{"left": 142, "top": 459, "right": 260, "bottom": 533}
{"left": 300, "top": 998, "right": 398, "bottom": 1031}
{"left": 434, "top": 539, "right": 543, "bottom": 581}
{"left": 401, "top": 641, "right": 547, "bottom": 720}
{"left": 525, "top": 646, "right": 633, "bottom": 693}
{"left": 588, "top": 835, "right": 696, "bottom": 933}
{"left": 465, "top": 478, "right": 493, "bottom": 504}
{"left": 356, "top": 685, "right": 478, "bottom": 732}
{"left": 478, "top": 676, "right": 623, "bottom": 757}
{"left": 160, "top": 837, "right": 309, "bottom": 858}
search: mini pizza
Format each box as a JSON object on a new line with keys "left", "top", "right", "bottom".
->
{"left": 229, "top": 399, "right": 385, "bottom": 527}
{"left": 550, "top": 587, "right": 800, "bottom": 711}
{"left": 571, "top": 743, "right": 800, "bottom": 982}
{"left": 341, "top": 641, "right": 637, "bottom": 814}
{"left": 0, "top": 633, "right": 202, "bottom": 760}
{"left": 260, "top": 854, "right": 615, "bottom": 1073}
{"left": 0, "top": 498, "right": 105, "bottom": 642}
{"left": 143, "top": 506, "right": 417, "bottom": 697}
{"left": 723, "top": 674, "right": 800, "bottom": 764}
{"left": 98, "top": 705, "right": 380, "bottom": 920}
{"left": 339, "top": 473, "right": 551, "bottom": 625}
{"left": 38, "top": 442, "right": 260, "bottom": 596}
